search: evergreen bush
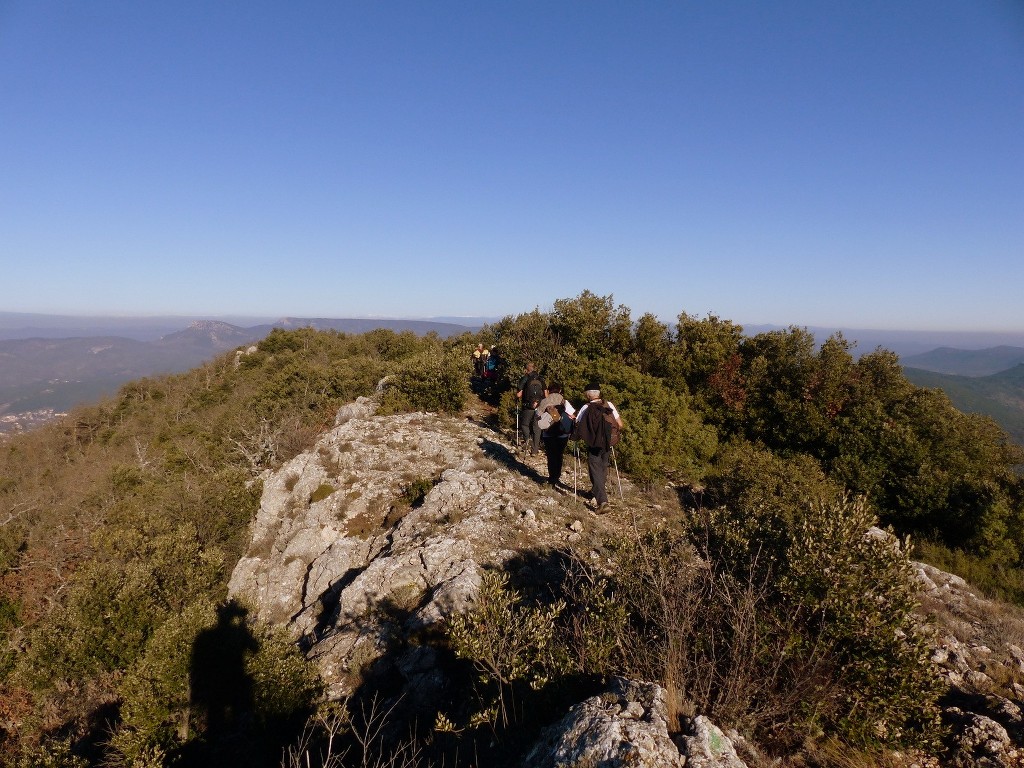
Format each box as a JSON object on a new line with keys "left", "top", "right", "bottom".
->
{"left": 379, "top": 345, "right": 468, "bottom": 414}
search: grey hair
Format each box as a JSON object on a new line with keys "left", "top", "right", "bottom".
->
{"left": 584, "top": 389, "right": 601, "bottom": 400}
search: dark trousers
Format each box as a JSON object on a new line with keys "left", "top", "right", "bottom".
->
{"left": 520, "top": 409, "right": 541, "bottom": 453}
{"left": 544, "top": 436, "right": 567, "bottom": 485}
{"left": 587, "top": 446, "right": 610, "bottom": 505}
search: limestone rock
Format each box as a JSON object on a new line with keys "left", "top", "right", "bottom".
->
{"left": 680, "top": 715, "right": 749, "bottom": 768}
{"left": 521, "top": 678, "right": 686, "bottom": 768}
{"left": 227, "top": 397, "right": 599, "bottom": 698}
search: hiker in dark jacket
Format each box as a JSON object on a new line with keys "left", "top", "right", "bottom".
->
{"left": 538, "top": 383, "right": 575, "bottom": 487}
{"left": 516, "top": 363, "right": 546, "bottom": 456}
{"left": 572, "top": 384, "right": 623, "bottom": 512}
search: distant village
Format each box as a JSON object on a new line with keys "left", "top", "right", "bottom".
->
{"left": 0, "top": 408, "right": 65, "bottom": 438}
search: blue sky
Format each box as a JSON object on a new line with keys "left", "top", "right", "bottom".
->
{"left": 2, "top": 1, "right": 1022, "bottom": 331}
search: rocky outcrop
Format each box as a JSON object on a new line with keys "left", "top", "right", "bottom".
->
{"left": 228, "top": 394, "right": 1024, "bottom": 767}
{"left": 914, "top": 562, "right": 1024, "bottom": 767}
{"left": 680, "top": 715, "right": 750, "bottom": 768}
{"left": 228, "top": 396, "right": 611, "bottom": 699}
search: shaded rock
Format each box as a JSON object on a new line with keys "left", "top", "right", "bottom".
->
{"left": 946, "top": 707, "right": 1021, "bottom": 768}
{"left": 521, "top": 678, "right": 685, "bottom": 768}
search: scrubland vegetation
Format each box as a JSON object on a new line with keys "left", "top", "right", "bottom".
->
{"left": 1, "top": 293, "right": 1022, "bottom": 766}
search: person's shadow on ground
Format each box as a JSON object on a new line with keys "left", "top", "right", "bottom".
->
{"left": 181, "top": 601, "right": 260, "bottom": 766}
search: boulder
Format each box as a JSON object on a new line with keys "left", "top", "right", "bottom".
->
{"left": 521, "top": 678, "right": 686, "bottom": 768}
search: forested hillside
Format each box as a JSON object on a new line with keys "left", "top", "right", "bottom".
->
{"left": 903, "top": 364, "right": 1024, "bottom": 448}
{"left": 2, "top": 293, "right": 1023, "bottom": 767}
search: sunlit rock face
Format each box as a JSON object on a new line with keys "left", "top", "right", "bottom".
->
{"left": 229, "top": 396, "right": 590, "bottom": 698}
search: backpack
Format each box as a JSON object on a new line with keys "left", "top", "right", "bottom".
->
{"left": 554, "top": 405, "right": 574, "bottom": 439}
{"left": 523, "top": 375, "right": 545, "bottom": 408}
{"left": 574, "top": 401, "right": 620, "bottom": 449}
{"left": 541, "top": 403, "right": 572, "bottom": 439}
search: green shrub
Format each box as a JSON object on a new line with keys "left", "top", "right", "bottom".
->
{"left": 692, "top": 496, "right": 943, "bottom": 750}
{"left": 700, "top": 440, "right": 845, "bottom": 578}
{"left": 780, "top": 498, "right": 944, "bottom": 748}
{"left": 18, "top": 524, "right": 223, "bottom": 687}
{"left": 605, "top": 494, "right": 944, "bottom": 752}
{"left": 445, "top": 570, "right": 564, "bottom": 728}
{"left": 398, "top": 476, "right": 436, "bottom": 508}
{"left": 16, "top": 737, "right": 88, "bottom": 768}
{"left": 690, "top": 443, "right": 944, "bottom": 747}
{"left": 587, "top": 361, "right": 717, "bottom": 486}
{"left": 112, "top": 601, "right": 216, "bottom": 761}
{"left": 379, "top": 346, "right": 468, "bottom": 414}
{"left": 552, "top": 561, "right": 630, "bottom": 678}
{"left": 310, "top": 483, "right": 335, "bottom": 504}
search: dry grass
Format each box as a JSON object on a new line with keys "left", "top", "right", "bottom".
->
{"left": 466, "top": 455, "right": 500, "bottom": 473}
{"left": 346, "top": 508, "right": 381, "bottom": 540}
{"left": 786, "top": 737, "right": 940, "bottom": 768}
{"left": 317, "top": 445, "right": 344, "bottom": 475}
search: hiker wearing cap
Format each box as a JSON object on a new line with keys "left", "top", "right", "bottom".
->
{"left": 572, "top": 384, "right": 623, "bottom": 512}
{"left": 516, "top": 363, "right": 547, "bottom": 455}
{"left": 536, "top": 383, "right": 575, "bottom": 487}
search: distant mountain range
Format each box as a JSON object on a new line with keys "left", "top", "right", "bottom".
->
{"left": 0, "top": 316, "right": 478, "bottom": 432}
{"left": 900, "top": 346, "right": 1024, "bottom": 447}
{"left": 744, "top": 325, "right": 1024, "bottom": 359}
{"left": 4, "top": 312, "right": 1024, "bottom": 448}
{"left": 0, "top": 312, "right": 485, "bottom": 341}
{"left": 900, "top": 346, "right": 1024, "bottom": 377}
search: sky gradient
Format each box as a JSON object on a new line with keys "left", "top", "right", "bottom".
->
{"left": 2, "top": 1, "right": 1022, "bottom": 331}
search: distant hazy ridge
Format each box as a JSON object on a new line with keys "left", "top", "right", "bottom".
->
{"left": 901, "top": 346, "right": 1024, "bottom": 447}
{"left": 0, "top": 317, "right": 477, "bottom": 429}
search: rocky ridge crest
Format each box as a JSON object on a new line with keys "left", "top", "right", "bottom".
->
{"left": 228, "top": 395, "right": 1024, "bottom": 767}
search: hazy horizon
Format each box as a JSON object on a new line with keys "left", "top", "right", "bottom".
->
{"left": 4, "top": 309, "right": 1024, "bottom": 353}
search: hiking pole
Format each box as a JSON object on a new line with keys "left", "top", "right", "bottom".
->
{"left": 572, "top": 441, "right": 579, "bottom": 502}
{"left": 515, "top": 407, "right": 521, "bottom": 451}
{"left": 611, "top": 445, "right": 623, "bottom": 500}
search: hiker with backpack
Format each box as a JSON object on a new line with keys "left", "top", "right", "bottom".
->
{"left": 572, "top": 384, "right": 623, "bottom": 512}
{"left": 516, "top": 363, "right": 547, "bottom": 456}
{"left": 481, "top": 346, "right": 500, "bottom": 395}
{"left": 536, "top": 383, "right": 575, "bottom": 488}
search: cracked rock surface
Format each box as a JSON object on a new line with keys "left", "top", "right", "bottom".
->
{"left": 228, "top": 396, "right": 615, "bottom": 697}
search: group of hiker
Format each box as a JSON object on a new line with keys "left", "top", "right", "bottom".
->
{"left": 516, "top": 362, "right": 623, "bottom": 513}
{"left": 471, "top": 343, "right": 501, "bottom": 393}
{"left": 469, "top": 343, "right": 625, "bottom": 511}
{"left": 472, "top": 343, "right": 501, "bottom": 379}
